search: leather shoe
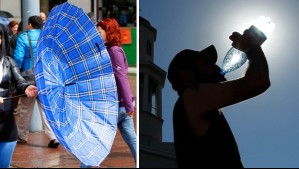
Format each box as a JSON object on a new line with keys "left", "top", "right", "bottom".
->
{"left": 48, "top": 139, "right": 60, "bottom": 148}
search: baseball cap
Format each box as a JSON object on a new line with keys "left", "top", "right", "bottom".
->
{"left": 167, "top": 45, "right": 218, "bottom": 91}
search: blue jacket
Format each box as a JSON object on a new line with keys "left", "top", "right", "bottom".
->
{"left": 14, "top": 29, "right": 41, "bottom": 71}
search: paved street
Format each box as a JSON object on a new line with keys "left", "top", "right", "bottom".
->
{"left": 11, "top": 74, "right": 137, "bottom": 168}
{"left": 11, "top": 130, "right": 135, "bottom": 168}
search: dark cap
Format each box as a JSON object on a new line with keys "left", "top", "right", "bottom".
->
{"left": 167, "top": 45, "right": 217, "bottom": 91}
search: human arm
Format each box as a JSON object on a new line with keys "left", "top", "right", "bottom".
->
{"left": 9, "top": 57, "right": 37, "bottom": 97}
{"left": 108, "top": 47, "right": 134, "bottom": 115}
{"left": 184, "top": 29, "right": 270, "bottom": 137}
{"left": 0, "top": 57, "right": 37, "bottom": 104}
{"left": 0, "top": 86, "right": 36, "bottom": 104}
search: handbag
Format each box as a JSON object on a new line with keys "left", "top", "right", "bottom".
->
{"left": 21, "top": 32, "right": 36, "bottom": 85}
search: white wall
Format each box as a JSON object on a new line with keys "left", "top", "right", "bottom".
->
{"left": 0, "top": 0, "right": 22, "bottom": 21}
{"left": 0, "top": 0, "right": 93, "bottom": 22}
{"left": 68, "top": 0, "right": 92, "bottom": 13}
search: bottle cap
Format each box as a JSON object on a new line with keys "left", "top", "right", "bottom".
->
{"left": 254, "top": 16, "right": 275, "bottom": 38}
{"left": 248, "top": 25, "right": 267, "bottom": 46}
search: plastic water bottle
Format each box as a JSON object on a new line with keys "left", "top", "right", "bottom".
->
{"left": 221, "top": 16, "right": 275, "bottom": 75}
{"left": 220, "top": 47, "right": 248, "bottom": 75}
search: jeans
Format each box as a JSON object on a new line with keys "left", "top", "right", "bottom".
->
{"left": 118, "top": 105, "right": 137, "bottom": 162}
{"left": 0, "top": 141, "right": 17, "bottom": 168}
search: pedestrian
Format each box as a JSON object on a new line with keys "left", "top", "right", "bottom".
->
{"left": 96, "top": 18, "right": 136, "bottom": 164}
{"left": 7, "top": 20, "right": 19, "bottom": 42}
{"left": 167, "top": 29, "right": 271, "bottom": 167}
{"left": 0, "top": 24, "right": 38, "bottom": 168}
{"left": 40, "top": 12, "right": 47, "bottom": 24}
{"left": 14, "top": 16, "right": 59, "bottom": 148}
{"left": 9, "top": 21, "right": 23, "bottom": 58}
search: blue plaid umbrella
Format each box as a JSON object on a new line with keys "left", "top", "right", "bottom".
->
{"left": 35, "top": 2, "right": 118, "bottom": 166}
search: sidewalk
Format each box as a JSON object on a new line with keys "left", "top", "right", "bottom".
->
{"left": 11, "top": 130, "right": 135, "bottom": 168}
{"left": 11, "top": 74, "right": 137, "bottom": 168}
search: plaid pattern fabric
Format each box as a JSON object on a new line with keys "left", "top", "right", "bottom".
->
{"left": 35, "top": 2, "right": 118, "bottom": 166}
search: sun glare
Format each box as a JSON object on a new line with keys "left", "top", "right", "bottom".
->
{"left": 254, "top": 16, "right": 275, "bottom": 38}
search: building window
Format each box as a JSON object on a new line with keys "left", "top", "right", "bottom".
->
{"left": 102, "top": 0, "right": 136, "bottom": 27}
{"left": 39, "top": 0, "right": 67, "bottom": 15}
{"left": 149, "top": 79, "right": 157, "bottom": 116}
{"left": 49, "top": 0, "right": 67, "bottom": 11}
{"left": 151, "top": 94, "right": 157, "bottom": 116}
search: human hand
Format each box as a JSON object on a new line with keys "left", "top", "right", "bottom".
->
{"left": 127, "top": 112, "right": 134, "bottom": 117}
{"left": 25, "top": 85, "right": 38, "bottom": 97}
{"left": 0, "top": 97, "right": 4, "bottom": 104}
{"left": 230, "top": 26, "right": 266, "bottom": 53}
{"left": 229, "top": 31, "right": 252, "bottom": 53}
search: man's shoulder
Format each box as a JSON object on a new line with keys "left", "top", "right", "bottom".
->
{"left": 17, "top": 31, "right": 28, "bottom": 40}
{"left": 26, "top": 29, "right": 41, "bottom": 36}
{"left": 13, "top": 31, "right": 25, "bottom": 38}
{"left": 30, "top": 30, "right": 41, "bottom": 39}
{"left": 19, "top": 30, "right": 29, "bottom": 35}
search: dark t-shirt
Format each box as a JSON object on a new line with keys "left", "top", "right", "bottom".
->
{"left": 173, "top": 97, "right": 244, "bottom": 168}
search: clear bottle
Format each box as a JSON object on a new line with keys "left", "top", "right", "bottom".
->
{"left": 221, "top": 16, "right": 275, "bottom": 75}
{"left": 220, "top": 47, "right": 248, "bottom": 75}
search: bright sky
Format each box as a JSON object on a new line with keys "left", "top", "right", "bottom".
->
{"left": 140, "top": 0, "right": 299, "bottom": 167}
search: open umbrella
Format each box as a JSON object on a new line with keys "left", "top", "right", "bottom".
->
{"left": 0, "top": 16, "right": 9, "bottom": 26}
{"left": 35, "top": 2, "right": 119, "bottom": 166}
{"left": 0, "top": 10, "right": 13, "bottom": 18}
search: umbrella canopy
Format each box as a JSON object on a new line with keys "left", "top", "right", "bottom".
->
{"left": 35, "top": 2, "right": 119, "bottom": 166}
{"left": 0, "top": 10, "right": 13, "bottom": 18}
{"left": 0, "top": 16, "right": 9, "bottom": 26}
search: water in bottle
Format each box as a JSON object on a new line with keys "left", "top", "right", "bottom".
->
{"left": 220, "top": 47, "right": 247, "bottom": 75}
{"left": 220, "top": 16, "right": 275, "bottom": 75}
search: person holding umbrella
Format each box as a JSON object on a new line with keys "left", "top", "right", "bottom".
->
{"left": 0, "top": 25, "right": 38, "bottom": 168}
{"left": 97, "top": 18, "right": 137, "bottom": 163}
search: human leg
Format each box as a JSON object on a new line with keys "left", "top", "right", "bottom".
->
{"left": 36, "top": 99, "right": 59, "bottom": 148}
{"left": 118, "top": 107, "right": 137, "bottom": 162}
{"left": 16, "top": 97, "right": 35, "bottom": 142}
{"left": 15, "top": 98, "right": 22, "bottom": 113}
{"left": 0, "top": 141, "right": 17, "bottom": 168}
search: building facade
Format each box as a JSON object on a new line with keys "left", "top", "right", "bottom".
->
{"left": 0, "top": 0, "right": 136, "bottom": 65}
{"left": 0, "top": 0, "right": 136, "bottom": 26}
{"left": 139, "top": 16, "right": 177, "bottom": 168}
